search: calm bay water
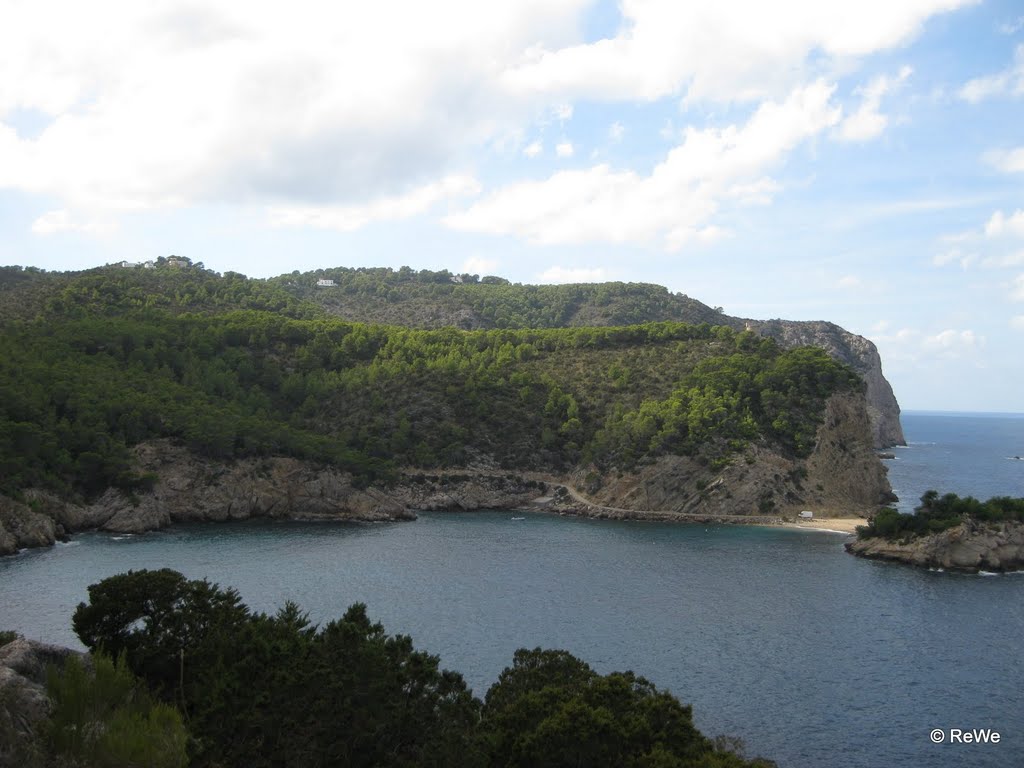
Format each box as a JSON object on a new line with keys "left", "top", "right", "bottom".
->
{"left": 2, "top": 412, "right": 1023, "bottom": 768}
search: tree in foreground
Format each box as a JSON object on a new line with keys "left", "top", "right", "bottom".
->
{"left": 479, "top": 648, "right": 775, "bottom": 767}
{"left": 72, "top": 569, "right": 773, "bottom": 767}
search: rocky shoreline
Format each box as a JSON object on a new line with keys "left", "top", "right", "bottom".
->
{"left": 0, "top": 466, "right": 793, "bottom": 557}
{"left": 1, "top": 390, "right": 893, "bottom": 557}
{"left": 844, "top": 519, "right": 1024, "bottom": 572}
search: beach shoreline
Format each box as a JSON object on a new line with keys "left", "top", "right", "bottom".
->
{"left": 771, "top": 517, "right": 865, "bottom": 535}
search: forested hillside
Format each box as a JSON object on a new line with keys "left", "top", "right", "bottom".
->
{"left": 0, "top": 262, "right": 861, "bottom": 503}
{"left": 269, "top": 265, "right": 728, "bottom": 329}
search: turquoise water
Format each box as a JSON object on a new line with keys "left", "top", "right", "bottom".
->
{"left": 2, "top": 413, "right": 1023, "bottom": 768}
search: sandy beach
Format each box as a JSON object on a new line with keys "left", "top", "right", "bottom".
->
{"left": 775, "top": 517, "right": 866, "bottom": 535}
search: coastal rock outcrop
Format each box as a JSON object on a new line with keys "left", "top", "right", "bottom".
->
{"left": 845, "top": 520, "right": 1024, "bottom": 572}
{"left": 389, "top": 472, "right": 546, "bottom": 511}
{"left": 1, "top": 441, "right": 415, "bottom": 554}
{"left": 567, "top": 392, "right": 892, "bottom": 520}
{"left": 744, "top": 319, "right": 905, "bottom": 449}
{"left": 0, "top": 637, "right": 84, "bottom": 754}
{"left": 85, "top": 441, "right": 413, "bottom": 533}
{"left": 0, "top": 496, "right": 58, "bottom": 556}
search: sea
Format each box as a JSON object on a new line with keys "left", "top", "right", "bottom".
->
{"left": 1, "top": 411, "right": 1022, "bottom": 768}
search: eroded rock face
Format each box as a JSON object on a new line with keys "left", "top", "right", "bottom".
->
{"left": 0, "top": 496, "right": 58, "bottom": 556}
{"left": 1, "top": 442, "right": 416, "bottom": 555}
{"left": 845, "top": 520, "right": 1024, "bottom": 572}
{"left": 745, "top": 319, "right": 905, "bottom": 448}
{"left": 84, "top": 441, "right": 413, "bottom": 534}
{"left": 389, "top": 472, "right": 545, "bottom": 511}
{"left": 0, "top": 638, "right": 84, "bottom": 752}
{"left": 567, "top": 392, "right": 892, "bottom": 519}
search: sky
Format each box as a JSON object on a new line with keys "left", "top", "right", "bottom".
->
{"left": 1, "top": 1, "right": 1022, "bottom": 413}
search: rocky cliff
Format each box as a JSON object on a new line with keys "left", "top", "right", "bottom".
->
{"left": 0, "top": 441, "right": 413, "bottom": 555}
{"left": 567, "top": 392, "right": 893, "bottom": 519}
{"left": 743, "top": 319, "right": 904, "bottom": 448}
{"left": 845, "top": 519, "right": 1024, "bottom": 572}
{"left": 1, "top": 390, "right": 893, "bottom": 555}
{"left": 0, "top": 637, "right": 83, "bottom": 758}
{"left": 389, "top": 472, "right": 547, "bottom": 511}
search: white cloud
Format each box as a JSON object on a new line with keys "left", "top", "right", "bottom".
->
{"left": 460, "top": 255, "right": 499, "bottom": 275}
{"left": 917, "top": 329, "right": 986, "bottom": 359}
{"left": 555, "top": 141, "right": 575, "bottom": 158}
{"left": 31, "top": 209, "right": 117, "bottom": 236}
{"left": 981, "top": 251, "right": 1024, "bottom": 268}
{"left": 523, "top": 141, "right": 543, "bottom": 158}
{"left": 1011, "top": 315, "right": 1024, "bottom": 331}
{"left": 553, "top": 103, "right": 574, "bottom": 122}
{"left": 924, "top": 329, "right": 983, "bottom": 349}
{"left": 502, "top": 0, "right": 969, "bottom": 104}
{"left": 0, "top": 0, "right": 586, "bottom": 222}
{"left": 958, "top": 43, "right": 1024, "bottom": 102}
{"left": 1002, "top": 17, "right": 1024, "bottom": 35}
{"left": 932, "top": 248, "right": 978, "bottom": 269}
{"left": 267, "top": 175, "right": 480, "bottom": 231}
{"left": 984, "top": 146, "right": 1024, "bottom": 173}
{"left": 609, "top": 121, "right": 625, "bottom": 142}
{"left": 984, "top": 209, "right": 1024, "bottom": 238}
{"left": 875, "top": 326, "right": 987, "bottom": 362}
{"left": 537, "top": 266, "right": 609, "bottom": 283}
{"left": 1013, "top": 274, "right": 1024, "bottom": 301}
{"left": 0, "top": 0, "right": 977, "bottom": 237}
{"left": 445, "top": 80, "right": 841, "bottom": 249}
{"left": 838, "top": 275, "right": 863, "bottom": 289}
{"left": 835, "top": 66, "right": 912, "bottom": 142}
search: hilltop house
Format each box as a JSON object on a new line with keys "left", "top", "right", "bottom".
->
{"left": 317, "top": 279, "right": 336, "bottom": 287}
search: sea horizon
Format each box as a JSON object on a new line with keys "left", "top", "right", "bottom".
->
{"left": 901, "top": 409, "right": 1024, "bottom": 418}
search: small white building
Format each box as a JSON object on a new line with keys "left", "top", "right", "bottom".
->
{"left": 317, "top": 278, "right": 336, "bottom": 287}
{"left": 799, "top": 510, "right": 814, "bottom": 519}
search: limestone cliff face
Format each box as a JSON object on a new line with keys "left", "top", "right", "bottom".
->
{"left": 0, "top": 441, "right": 414, "bottom": 553}
{"left": 91, "top": 441, "right": 413, "bottom": 533}
{"left": 845, "top": 520, "right": 1024, "bottom": 572}
{"left": 389, "top": 472, "right": 545, "bottom": 511}
{"left": 569, "top": 392, "right": 893, "bottom": 519}
{"left": 743, "top": 319, "right": 905, "bottom": 448}
{"left": 0, "top": 495, "right": 58, "bottom": 556}
{"left": 0, "top": 638, "right": 84, "bottom": 753}
{"left": 804, "top": 392, "right": 896, "bottom": 512}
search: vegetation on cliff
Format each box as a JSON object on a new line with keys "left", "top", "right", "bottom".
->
{"left": 0, "top": 263, "right": 862, "bottom": 502}
{"left": 55, "top": 569, "right": 776, "bottom": 767}
{"left": 857, "top": 491, "right": 1024, "bottom": 540}
{"left": 267, "top": 264, "right": 728, "bottom": 329}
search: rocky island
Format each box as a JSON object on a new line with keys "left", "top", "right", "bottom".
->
{"left": 845, "top": 492, "right": 1024, "bottom": 572}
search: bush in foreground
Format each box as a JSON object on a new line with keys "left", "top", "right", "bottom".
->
{"left": 69, "top": 569, "right": 774, "bottom": 768}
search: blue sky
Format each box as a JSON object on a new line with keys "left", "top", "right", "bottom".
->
{"left": 1, "top": 0, "right": 1022, "bottom": 412}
